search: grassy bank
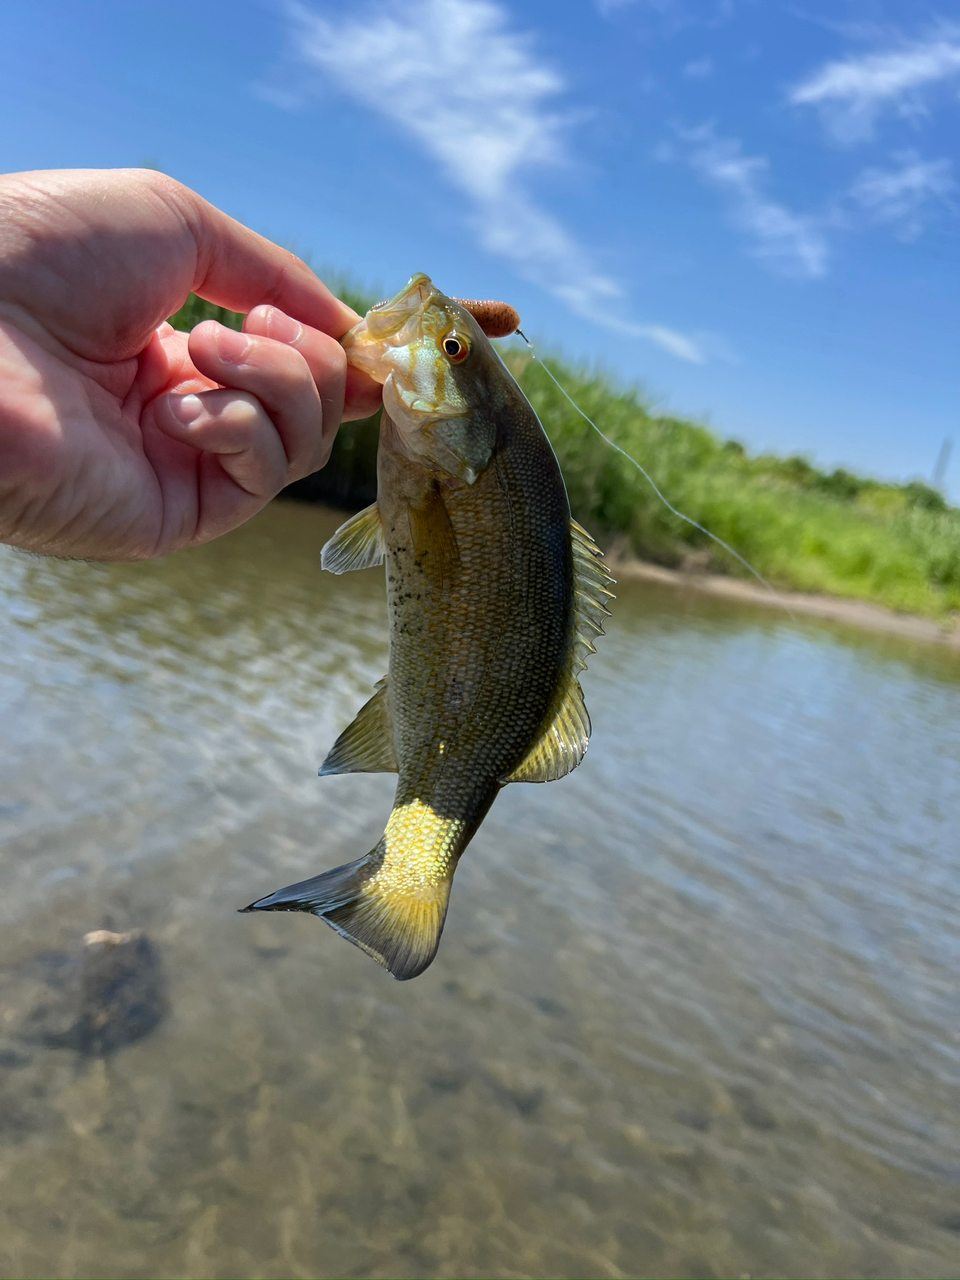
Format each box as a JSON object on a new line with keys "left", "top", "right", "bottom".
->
{"left": 169, "top": 291, "right": 960, "bottom": 619}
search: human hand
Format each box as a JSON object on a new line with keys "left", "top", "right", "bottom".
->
{"left": 0, "top": 168, "right": 382, "bottom": 560}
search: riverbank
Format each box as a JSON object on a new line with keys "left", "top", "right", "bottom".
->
{"left": 608, "top": 549, "right": 960, "bottom": 648}
{"left": 171, "top": 288, "right": 960, "bottom": 624}
{"left": 289, "top": 496, "right": 960, "bottom": 649}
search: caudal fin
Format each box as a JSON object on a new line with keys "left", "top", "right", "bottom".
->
{"left": 241, "top": 851, "right": 450, "bottom": 981}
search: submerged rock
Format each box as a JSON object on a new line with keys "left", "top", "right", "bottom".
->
{"left": 23, "top": 929, "right": 167, "bottom": 1056}
{"left": 72, "top": 929, "right": 167, "bottom": 1055}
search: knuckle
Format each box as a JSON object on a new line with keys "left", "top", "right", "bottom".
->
{"left": 257, "top": 257, "right": 310, "bottom": 312}
{"left": 245, "top": 331, "right": 304, "bottom": 377}
{"left": 135, "top": 168, "right": 185, "bottom": 199}
{"left": 187, "top": 319, "right": 221, "bottom": 348}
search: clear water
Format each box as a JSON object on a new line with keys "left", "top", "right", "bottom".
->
{"left": 0, "top": 500, "right": 958, "bottom": 1279}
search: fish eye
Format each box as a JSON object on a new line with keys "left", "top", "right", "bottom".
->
{"left": 441, "top": 333, "right": 470, "bottom": 364}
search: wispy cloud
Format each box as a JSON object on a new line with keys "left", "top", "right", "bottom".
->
{"left": 849, "top": 151, "right": 955, "bottom": 239}
{"left": 673, "top": 126, "right": 830, "bottom": 277}
{"left": 684, "top": 56, "right": 714, "bottom": 79}
{"left": 790, "top": 29, "right": 960, "bottom": 143}
{"left": 596, "top": 0, "right": 735, "bottom": 32}
{"left": 279, "top": 0, "right": 704, "bottom": 361}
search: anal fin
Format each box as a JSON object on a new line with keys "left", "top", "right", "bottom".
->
{"left": 321, "top": 502, "right": 385, "bottom": 574}
{"left": 320, "top": 679, "right": 397, "bottom": 775}
{"left": 504, "top": 668, "right": 591, "bottom": 783}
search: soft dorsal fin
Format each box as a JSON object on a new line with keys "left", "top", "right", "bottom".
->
{"left": 504, "top": 519, "right": 614, "bottom": 785}
{"left": 321, "top": 503, "right": 386, "bottom": 574}
{"left": 319, "top": 679, "right": 398, "bottom": 775}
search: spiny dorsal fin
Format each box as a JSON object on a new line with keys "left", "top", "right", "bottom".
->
{"left": 321, "top": 502, "right": 385, "bottom": 574}
{"left": 319, "top": 679, "right": 398, "bottom": 775}
{"left": 504, "top": 520, "right": 614, "bottom": 785}
{"left": 570, "top": 519, "right": 615, "bottom": 672}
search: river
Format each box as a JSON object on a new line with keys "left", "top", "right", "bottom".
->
{"left": 1, "top": 500, "right": 958, "bottom": 1279}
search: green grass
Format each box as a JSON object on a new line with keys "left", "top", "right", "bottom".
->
{"left": 168, "top": 291, "right": 960, "bottom": 620}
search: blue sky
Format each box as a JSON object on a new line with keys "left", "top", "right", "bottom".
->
{"left": 4, "top": 0, "right": 959, "bottom": 497}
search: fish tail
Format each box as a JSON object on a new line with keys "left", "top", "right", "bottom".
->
{"left": 241, "top": 849, "right": 450, "bottom": 981}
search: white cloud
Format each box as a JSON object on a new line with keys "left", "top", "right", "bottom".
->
{"left": 684, "top": 56, "right": 714, "bottom": 79}
{"left": 596, "top": 0, "right": 734, "bottom": 30}
{"left": 849, "top": 151, "right": 955, "bottom": 239}
{"left": 790, "top": 30, "right": 960, "bottom": 142}
{"left": 632, "top": 324, "right": 705, "bottom": 362}
{"left": 677, "top": 126, "right": 829, "bottom": 277}
{"left": 287, "top": 0, "right": 562, "bottom": 199}
{"left": 281, "top": 0, "right": 704, "bottom": 361}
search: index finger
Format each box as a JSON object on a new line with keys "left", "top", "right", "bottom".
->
{"left": 172, "top": 182, "right": 361, "bottom": 340}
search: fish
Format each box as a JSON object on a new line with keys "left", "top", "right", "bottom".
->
{"left": 243, "top": 274, "right": 613, "bottom": 980}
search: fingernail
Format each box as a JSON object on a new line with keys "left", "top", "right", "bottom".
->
{"left": 169, "top": 393, "right": 204, "bottom": 425}
{"left": 215, "top": 326, "right": 250, "bottom": 364}
{"left": 265, "top": 309, "right": 302, "bottom": 344}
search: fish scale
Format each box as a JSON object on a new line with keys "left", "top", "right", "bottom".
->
{"left": 244, "top": 274, "right": 614, "bottom": 979}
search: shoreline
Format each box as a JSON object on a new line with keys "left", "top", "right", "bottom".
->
{"left": 292, "top": 498, "right": 959, "bottom": 651}
{"left": 608, "top": 554, "right": 960, "bottom": 649}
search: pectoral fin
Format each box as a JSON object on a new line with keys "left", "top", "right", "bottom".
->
{"left": 319, "top": 679, "right": 398, "bottom": 775}
{"left": 408, "top": 485, "right": 460, "bottom": 588}
{"left": 321, "top": 503, "right": 385, "bottom": 574}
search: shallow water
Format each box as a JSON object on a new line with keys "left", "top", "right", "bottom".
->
{"left": 1, "top": 500, "right": 958, "bottom": 1280}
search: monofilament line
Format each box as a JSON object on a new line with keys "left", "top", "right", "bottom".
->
{"left": 516, "top": 331, "right": 795, "bottom": 619}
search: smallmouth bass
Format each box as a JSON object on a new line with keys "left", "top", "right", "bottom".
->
{"left": 244, "top": 275, "right": 613, "bottom": 979}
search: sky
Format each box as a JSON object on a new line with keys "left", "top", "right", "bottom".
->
{"left": 3, "top": 0, "right": 959, "bottom": 498}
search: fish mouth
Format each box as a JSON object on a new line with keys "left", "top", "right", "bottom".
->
{"left": 341, "top": 273, "right": 472, "bottom": 432}
{"left": 365, "top": 273, "right": 439, "bottom": 340}
{"left": 341, "top": 273, "right": 445, "bottom": 386}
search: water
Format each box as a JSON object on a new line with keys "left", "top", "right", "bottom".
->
{"left": 1, "top": 500, "right": 958, "bottom": 1279}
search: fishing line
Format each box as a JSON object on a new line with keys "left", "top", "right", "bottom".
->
{"left": 515, "top": 330, "right": 796, "bottom": 619}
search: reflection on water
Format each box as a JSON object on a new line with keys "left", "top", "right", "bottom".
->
{"left": 1, "top": 501, "right": 958, "bottom": 1279}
